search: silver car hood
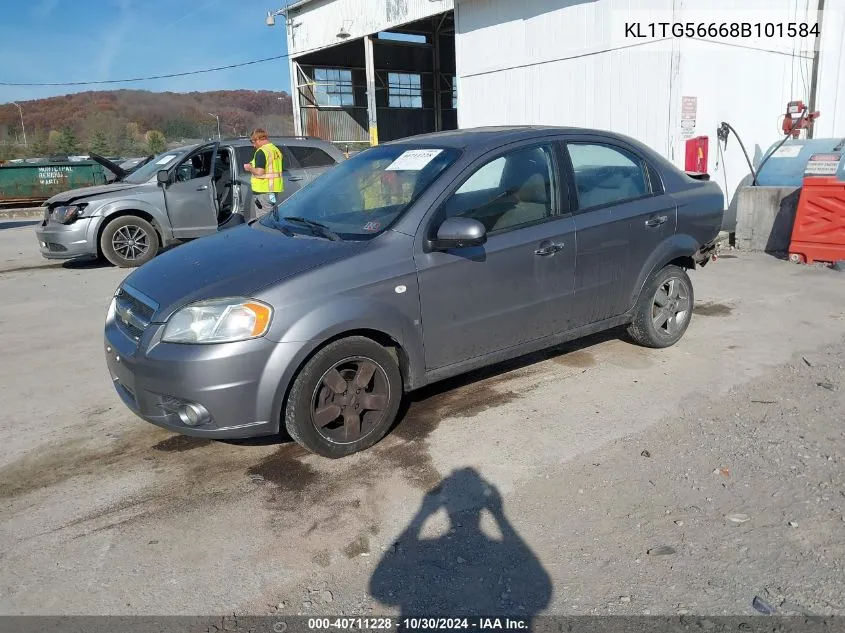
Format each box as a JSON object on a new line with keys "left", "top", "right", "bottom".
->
{"left": 45, "top": 182, "right": 143, "bottom": 206}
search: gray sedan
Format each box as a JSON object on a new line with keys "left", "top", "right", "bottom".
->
{"left": 104, "top": 126, "right": 724, "bottom": 458}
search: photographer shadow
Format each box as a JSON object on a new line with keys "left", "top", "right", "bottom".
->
{"left": 369, "top": 468, "right": 552, "bottom": 622}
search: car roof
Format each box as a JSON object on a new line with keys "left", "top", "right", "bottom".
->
{"left": 225, "top": 136, "right": 332, "bottom": 147}
{"left": 163, "top": 137, "right": 333, "bottom": 154}
{"left": 384, "top": 125, "right": 648, "bottom": 151}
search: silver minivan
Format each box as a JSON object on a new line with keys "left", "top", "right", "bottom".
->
{"left": 35, "top": 136, "right": 345, "bottom": 267}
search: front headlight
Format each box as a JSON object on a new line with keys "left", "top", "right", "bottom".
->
{"left": 161, "top": 298, "right": 273, "bottom": 344}
{"left": 52, "top": 203, "right": 88, "bottom": 224}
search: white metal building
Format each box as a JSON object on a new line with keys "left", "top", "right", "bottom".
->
{"left": 274, "top": 0, "right": 845, "bottom": 209}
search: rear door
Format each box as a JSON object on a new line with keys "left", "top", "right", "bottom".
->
{"left": 274, "top": 144, "right": 308, "bottom": 201}
{"left": 163, "top": 142, "right": 220, "bottom": 239}
{"left": 561, "top": 137, "right": 677, "bottom": 326}
{"left": 287, "top": 144, "right": 340, "bottom": 183}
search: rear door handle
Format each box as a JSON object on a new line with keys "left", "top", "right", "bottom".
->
{"left": 288, "top": 175, "right": 304, "bottom": 182}
{"left": 196, "top": 185, "right": 208, "bottom": 191}
{"left": 645, "top": 215, "right": 668, "bottom": 227}
{"left": 534, "top": 241, "right": 565, "bottom": 256}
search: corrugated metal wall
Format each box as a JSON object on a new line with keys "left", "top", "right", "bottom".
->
{"left": 455, "top": 0, "right": 677, "bottom": 151}
{"left": 288, "top": 0, "right": 455, "bottom": 56}
{"left": 454, "top": 0, "right": 841, "bottom": 212}
{"left": 814, "top": 6, "right": 845, "bottom": 139}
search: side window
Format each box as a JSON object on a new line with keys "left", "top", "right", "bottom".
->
{"left": 646, "top": 162, "right": 664, "bottom": 194}
{"left": 277, "top": 146, "right": 296, "bottom": 171}
{"left": 289, "top": 146, "right": 337, "bottom": 168}
{"left": 235, "top": 145, "right": 295, "bottom": 173}
{"left": 439, "top": 145, "right": 557, "bottom": 234}
{"left": 175, "top": 148, "right": 214, "bottom": 182}
{"left": 235, "top": 145, "right": 254, "bottom": 168}
{"left": 566, "top": 143, "right": 649, "bottom": 210}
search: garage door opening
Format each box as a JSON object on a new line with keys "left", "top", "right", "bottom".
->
{"left": 291, "top": 10, "right": 456, "bottom": 152}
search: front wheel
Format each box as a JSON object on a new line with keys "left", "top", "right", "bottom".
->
{"left": 284, "top": 336, "right": 403, "bottom": 458}
{"left": 100, "top": 215, "right": 159, "bottom": 268}
{"left": 628, "top": 264, "right": 694, "bottom": 348}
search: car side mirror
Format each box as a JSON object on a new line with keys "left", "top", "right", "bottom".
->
{"left": 157, "top": 170, "right": 170, "bottom": 185}
{"left": 432, "top": 217, "right": 487, "bottom": 250}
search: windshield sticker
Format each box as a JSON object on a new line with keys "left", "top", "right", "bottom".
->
{"left": 155, "top": 155, "right": 177, "bottom": 166}
{"left": 363, "top": 221, "right": 381, "bottom": 231}
{"left": 386, "top": 149, "right": 443, "bottom": 171}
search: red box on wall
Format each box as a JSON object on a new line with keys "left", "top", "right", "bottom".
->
{"left": 685, "top": 136, "right": 709, "bottom": 174}
{"left": 788, "top": 153, "right": 845, "bottom": 265}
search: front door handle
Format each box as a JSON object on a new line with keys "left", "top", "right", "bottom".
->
{"left": 534, "top": 241, "right": 565, "bottom": 256}
{"left": 645, "top": 215, "right": 668, "bottom": 227}
{"left": 196, "top": 184, "right": 208, "bottom": 191}
{"left": 288, "top": 175, "right": 304, "bottom": 182}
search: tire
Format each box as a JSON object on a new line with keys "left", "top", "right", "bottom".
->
{"left": 627, "top": 264, "right": 695, "bottom": 349}
{"left": 284, "top": 336, "right": 403, "bottom": 458}
{"left": 100, "top": 215, "right": 160, "bottom": 268}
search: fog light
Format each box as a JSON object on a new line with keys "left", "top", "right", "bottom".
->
{"left": 178, "top": 403, "right": 209, "bottom": 427}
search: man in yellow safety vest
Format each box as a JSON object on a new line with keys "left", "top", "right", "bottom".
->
{"left": 359, "top": 165, "right": 415, "bottom": 211}
{"left": 243, "top": 128, "right": 284, "bottom": 218}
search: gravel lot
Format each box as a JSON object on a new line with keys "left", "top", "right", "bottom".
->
{"left": 1, "top": 218, "right": 844, "bottom": 618}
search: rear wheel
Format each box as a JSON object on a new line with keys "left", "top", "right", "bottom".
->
{"left": 628, "top": 264, "right": 694, "bottom": 348}
{"left": 100, "top": 215, "right": 159, "bottom": 268}
{"left": 284, "top": 336, "right": 403, "bottom": 458}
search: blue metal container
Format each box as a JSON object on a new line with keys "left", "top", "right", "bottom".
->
{"left": 755, "top": 137, "right": 845, "bottom": 187}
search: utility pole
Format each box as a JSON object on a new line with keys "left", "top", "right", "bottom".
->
{"left": 11, "top": 102, "right": 27, "bottom": 146}
{"left": 807, "top": 0, "right": 825, "bottom": 139}
{"left": 208, "top": 112, "right": 221, "bottom": 140}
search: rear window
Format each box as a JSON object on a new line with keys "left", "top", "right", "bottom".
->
{"left": 289, "top": 146, "right": 337, "bottom": 168}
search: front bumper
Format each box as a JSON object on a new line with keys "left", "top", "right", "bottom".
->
{"left": 35, "top": 217, "right": 98, "bottom": 260}
{"left": 104, "top": 304, "right": 302, "bottom": 439}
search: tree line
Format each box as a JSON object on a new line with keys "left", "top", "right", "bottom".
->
{"left": 0, "top": 89, "right": 294, "bottom": 161}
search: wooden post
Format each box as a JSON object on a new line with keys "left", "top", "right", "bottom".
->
{"left": 364, "top": 35, "right": 379, "bottom": 146}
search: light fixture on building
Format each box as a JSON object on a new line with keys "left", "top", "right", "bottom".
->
{"left": 266, "top": 9, "right": 283, "bottom": 26}
{"left": 336, "top": 26, "right": 351, "bottom": 39}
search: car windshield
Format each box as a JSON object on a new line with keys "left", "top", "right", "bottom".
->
{"left": 260, "top": 144, "right": 460, "bottom": 239}
{"left": 122, "top": 148, "right": 190, "bottom": 184}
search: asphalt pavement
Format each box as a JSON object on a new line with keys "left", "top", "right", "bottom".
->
{"left": 1, "top": 219, "right": 844, "bottom": 617}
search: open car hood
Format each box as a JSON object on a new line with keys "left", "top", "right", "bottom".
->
{"left": 89, "top": 153, "right": 128, "bottom": 180}
{"left": 88, "top": 153, "right": 154, "bottom": 181}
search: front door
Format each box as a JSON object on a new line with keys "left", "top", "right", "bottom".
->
{"left": 415, "top": 142, "right": 577, "bottom": 371}
{"left": 562, "top": 139, "right": 677, "bottom": 326}
{"left": 164, "top": 142, "right": 220, "bottom": 239}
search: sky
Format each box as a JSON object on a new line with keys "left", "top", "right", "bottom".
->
{"left": 0, "top": 0, "right": 293, "bottom": 104}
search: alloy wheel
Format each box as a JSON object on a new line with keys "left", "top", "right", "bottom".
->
{"left": 652, "top": 276, "right": 692, "bottom": 336}
{"left": 112, "top": 225, "right": 150, "bottom": 261}
{"left": 310, "top": 356, "right": 391, "bottom": 444}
